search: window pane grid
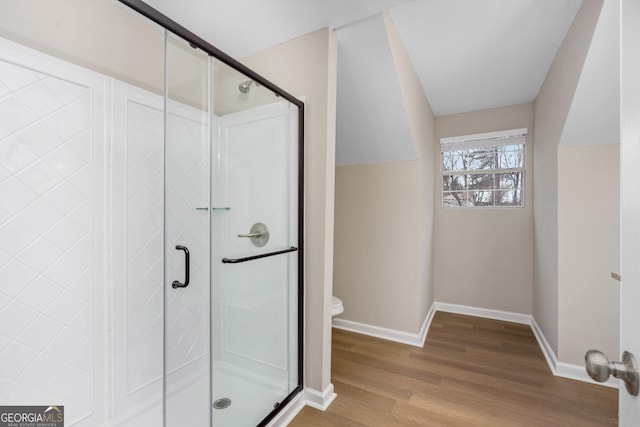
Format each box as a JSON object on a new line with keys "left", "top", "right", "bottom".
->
{"left": 440, "top": 141, "right": 525, "bottom": 208}
{"left": 443, "top": 167, "right": 524, "bottom": 176}
{"left": 443, "top": 189, "right": 523, "bottom": 207}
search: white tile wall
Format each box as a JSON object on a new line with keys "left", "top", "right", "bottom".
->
{"left": 213, "top": 102, "right": 293, "bottom": 383}
{"left": 0, "top": 58, "right": 94, "bottom": 424}
{"left": 164, "top": 102, "right": 210, "bottom": 374}
{"left": 111, "top": 83, "right": 210, "bottom": 423}
{"left": 0, "top": 37, "right": 300, "bottom": 427}
{"left": 125, "top": 100, "right": 164, "bottom": 393}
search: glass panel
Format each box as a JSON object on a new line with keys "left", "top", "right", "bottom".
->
{"left": 467, "top": 147, "right": 497, "bottom": 170}
{"left": 164, "top": 32, "right": 211, "bottom": 426}
{"left": 211, "top": 58, "right": 299, "bottom": 426}
{"left": 468, "top": 173, "right": 494, "bottom": 192}
{"left": 498, "top": 144, "right": 525, "bottom": 169}
{"left": 442, "top": 174, "right": 468, "bottom": 192}
{"left": 472, "top": 190, "right": 494, "bottom": 206}
{"left": 443, "top": 190, "right": 475, "bottom": 207}
{"left": 496, "top": 189, "right": 523, "bottom": 207}
{"left": 441, "top": 149, "right": 468, "bottom": 172}
{"left": 496, "top": 172, "right": 523, "bottom": 190}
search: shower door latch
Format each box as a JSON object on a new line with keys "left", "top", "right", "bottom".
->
{"left": 237, "top": 222, "right": 269, "bottom": 247}
{"left": 172, "top": 245, "right": 190, "bottom": 288}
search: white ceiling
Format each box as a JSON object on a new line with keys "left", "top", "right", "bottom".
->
{"left": 389, "top": 0, "right": 582, "bottom": 116}
{"left": 143, "top": 0, "right": 582, "bottom": 117}
{"left": 141, "top": 0, "right": 594, "bottom": 164}
{"left": 142, "top": 0, "right": 413, "bottom": 58}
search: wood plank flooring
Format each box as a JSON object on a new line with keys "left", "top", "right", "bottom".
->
{"left": 290, "top": 312, "right": 618, "bottom": 426}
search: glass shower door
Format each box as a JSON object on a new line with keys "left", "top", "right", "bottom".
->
{"left": 163, "top": 30, "right": 301, "bottom": 426}
{"left": 210, "top": 60, "right": 300, "bottom": 426}
{"left": 164, "top": 32, "right": 212, "bottom": 426}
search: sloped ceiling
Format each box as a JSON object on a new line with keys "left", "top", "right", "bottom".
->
{"left": 141, "top": 0, "right": 412, "bottom": 58}
{"left": 140, "top": 0, "right": 587, "bottom": 164}
{"left": 560, "top": 0, "right": 619, "bottom": 146}
{"left": 389, "top": 0, "right": 582, "bottom": 116}
{"left": 336, "top": 15, "right": 416, "bottom": 166}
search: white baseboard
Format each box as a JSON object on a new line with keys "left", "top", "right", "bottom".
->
{"left": 418, "top": 303, "right": 436, "bottom": 347}
{"left": 304, "top": 383, "right": 337, "bottom": 411}
{"left": 530, "top": 317, "right": 558, "bottom": 373}
{"left": 332, "top": 304, "right": 435, "bottom": 348}
{"left": 527, "top": 315, "right": 619, "bottom": 388}
{"left": 434, "top": 302, "right": 532, "bottom": 325}
{"left": 266, "top": 391, "right": 306, "bottom": 426}
{"left": 556, "top": 361, "right": 618, "bottom": 388}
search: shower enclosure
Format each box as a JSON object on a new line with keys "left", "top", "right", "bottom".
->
{"left": 162, "top": 28, "right": 303, "bottom": 426}
{"left": 0, "top": 1, "right": 303, "bottom": 426}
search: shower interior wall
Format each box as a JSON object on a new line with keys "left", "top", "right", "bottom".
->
{"left": 0, "top": 2, "right": 303, "bottom": 425}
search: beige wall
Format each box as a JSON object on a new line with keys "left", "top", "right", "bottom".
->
{"left": 213, "top": 60, "right": 283, "bottom": 116}
{"left": 384, "top": 12, "right": 436, "bottom": 323}
{"left": 532, "top": 0, "right": 603, "bottom": 355}
{"left": 0, "top": 0, "right": 276, "bottom": 116}
{"left": 0, "top": 0, "right": 164, "bottom": 94}
{"left": 558, "top": 144, "right": 619, "bottom": 365}
{"left": 434, "top": 104, "right": 534, "bottom": 314}
{"left": 331, "top": 13, "right": 435, "bottom": 336}
{"left": 0, "top": 0, "right": 216, "bottom": 109}
{"left": 242, "top": 28, "right": 338, "bottom": 393}
{"left": 334, "top": 161, "right": 422, "bottom": 331}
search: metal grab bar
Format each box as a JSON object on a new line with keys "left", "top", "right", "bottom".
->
{"left": 222, "top": 246, "right": 298, "bottom": 264}
{"left": 172, "top": 245, "right": 190, "bottom": 288}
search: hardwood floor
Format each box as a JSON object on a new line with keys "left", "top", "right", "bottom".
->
{"left": 290, "top": 312, "right": 618, "bottom": 426}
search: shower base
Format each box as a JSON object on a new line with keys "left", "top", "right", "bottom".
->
{"left": 118, "top": 363, "right": 290, "bottom": 426}
{"left": 211, "top": 364, "right": 290, "bottom": 426}
{"left": 164, "top": 364, "right": 290, "bottom": 426}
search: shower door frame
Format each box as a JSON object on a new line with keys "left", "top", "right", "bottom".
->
{"left": 118, "top": 1, "right": 305, "bottom": 425}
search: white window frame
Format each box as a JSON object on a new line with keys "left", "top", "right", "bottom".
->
{"left": 440, "top": 128, "right": 527, "bottom": 208}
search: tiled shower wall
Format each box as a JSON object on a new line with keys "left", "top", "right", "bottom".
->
{"left": 0, "top": 37, "right": 298, "bottom": 426}
{"left": 0, "top": 38, "right": 209, "bottom": 426}
{"left": 112, "top": 83, "right": 165, "bottom": 421}
{"left": 214, "top": 103, "right": 295, "bottom": 385}
{"left": 0, "top": 51, "right": 103, "bottom": 425}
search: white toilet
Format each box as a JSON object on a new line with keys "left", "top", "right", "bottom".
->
{"left": 331, "top": 296, "right": 344, "bottom": 317}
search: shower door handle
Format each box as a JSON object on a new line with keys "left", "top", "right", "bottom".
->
{"left": 172, "top": 245, "right": 190, "bottom": 289}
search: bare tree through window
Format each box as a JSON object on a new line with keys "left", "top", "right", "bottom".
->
{"left": 441, "top": 131, "right": 525, "bottom": 208}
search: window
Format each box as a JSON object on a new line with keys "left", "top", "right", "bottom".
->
{"left": 440, "top": 128, "right": 527, "bottom": 208}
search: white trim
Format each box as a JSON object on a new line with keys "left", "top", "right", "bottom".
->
{"left": 556, "top": 362, "right": 618, "bottom": 388}
{"left": 530, "top": 317, "right": 558, "bottom": 373}
{"left": 304, "top": 383, "right": 337, "bottom": 411}
{"left": 440, "top": 127, "right": 528, "bottom": 145}
{"left": 266, "top": 391, "right": 306, "bottom": 427}
{"left": 332, "top": 319, "right": 421, "bottom": 346}
{"left": 332, "top": 304, "right": 435, "bottom": 348}
{"left": 530, "top": 318, "right": 618, "bottom": 389}
{"left": 434, "top": 302, "right": 532, "bottom": 324}
{"left": 418, "top": 303, "right": 437, "bottom": 347}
